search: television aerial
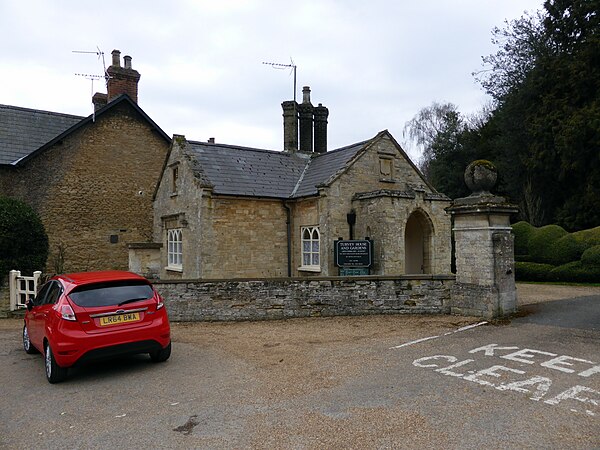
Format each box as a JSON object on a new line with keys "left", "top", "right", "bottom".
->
{"left": 263, "top": 59, "right": 297, "bottom": 103}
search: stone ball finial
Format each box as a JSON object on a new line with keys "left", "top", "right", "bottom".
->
{"left": 464, "top": 160, "right": 498, "bottom": 195}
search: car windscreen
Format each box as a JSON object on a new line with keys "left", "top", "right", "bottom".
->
{"left": 68, "top": 280, "right": 154, "bottom": 307}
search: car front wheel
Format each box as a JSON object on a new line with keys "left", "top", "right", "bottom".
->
{"left": 150, "top": 341, "right": 171, "bottom": 363}
{"left": 23, "top": 324, "right": 37, "bottom": 354}
{"left": 45, "top": 343, "right": 68, "bottom": 384}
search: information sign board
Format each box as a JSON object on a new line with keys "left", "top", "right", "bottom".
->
{"left": 334, "top": 240, "right": 373, "bottom": 268}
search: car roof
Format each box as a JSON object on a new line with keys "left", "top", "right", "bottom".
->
{"left": 55, "top": 270, "right": 149, "bottom": 287}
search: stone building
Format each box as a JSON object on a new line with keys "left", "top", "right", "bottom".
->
{"left": 145, "top": 87, "right": 452, "bottom": 280}
{"left": 0, "top": 50, "right": 170, "bottom": 273}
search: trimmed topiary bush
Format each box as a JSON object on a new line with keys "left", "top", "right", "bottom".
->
{"left": 581, "top": 245, "right": 600, "bottom": 267}
{"left": 515, "top": 262, "right": 555, "bottom": 282}
{"left": 572, "top": 226, "right": 600, "bottom": 249}
{"left": 546, "top": 234, "right": 586, "bottom": 266}
{"left": 512, "top": 222, "right": 600, "bottom": 283}
{"left": 528, "top": 224, "right": 568, "bottom": 264}
{"left": 549, "top": 261, "right": 600, "bottom": 283}
{"left": 0, "top": 197, "right": 49, "bottom": 286}
{"left": 512, "top": 221, "right": 535, "bottom": 258}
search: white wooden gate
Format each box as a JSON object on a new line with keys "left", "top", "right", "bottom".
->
{"left": 9, "top": 270, "right": 42, "bottom": 311}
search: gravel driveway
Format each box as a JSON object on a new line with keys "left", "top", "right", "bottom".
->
{"left": 0, "top": 282, "right": 597, "bottom": 449}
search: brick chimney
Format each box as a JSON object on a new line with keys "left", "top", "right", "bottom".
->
{"left": 313, "top": 103, "right": 329, "bottom": 154}
{"left": 106, "top": 49, "right": 141, "bottom": 103}
{"left": 298, "top": 86, "right": 314, "bottom": 153}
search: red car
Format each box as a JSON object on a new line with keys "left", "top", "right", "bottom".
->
{"left": 23, "top": 271, "right": 171, "bottom": 383}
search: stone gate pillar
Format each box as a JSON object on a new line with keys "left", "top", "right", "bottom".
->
{"left": 446, "top": 161, "right": 519, "bottom": 319}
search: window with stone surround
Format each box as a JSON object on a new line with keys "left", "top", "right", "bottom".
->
{"left": 167, "top": 228, "right": 183, "bottom": 270}
{"left": 300, "top": 226, "right": 320, "bottom": 271}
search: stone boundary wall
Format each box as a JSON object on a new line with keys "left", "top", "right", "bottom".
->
{"left": 154, "top": 275, "right": 455, "bottom": 322}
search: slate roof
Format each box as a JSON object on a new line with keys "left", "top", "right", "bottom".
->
{"left": 0, "top": 96, "right": 170, "bottom": 167}
{"left": 0, "top": 105, "right": 84, "bottom": 165}
{"left": 186, "top": 138, "right": 369, "bottom": 199}
{"left": 293, "top": 141, "right": 368, "bottom": 197}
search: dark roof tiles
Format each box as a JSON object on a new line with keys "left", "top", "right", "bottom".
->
{"left": 0, "top": 105, "right": 83, "bottom": 165}
{"left": 185, "top": 139, "right": 368, "bottom": 199}
{"left": 187, "top": 141, "right": 308, "bottom": 198}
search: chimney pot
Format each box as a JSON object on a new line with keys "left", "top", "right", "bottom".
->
{"left": 208, "top": 137, "right": 215, "bottom": 143}
{"left": 302, "top": 86, "right": 311, "bottom": 104}
{"left": 123, "top": 55, "right": 132, "bottom": 69}
{"left": 111, "top": 49, "right": 121, "bottom": 67}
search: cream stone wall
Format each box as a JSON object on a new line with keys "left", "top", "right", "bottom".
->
{"left": 203, "top": 197, "right": 288, "bottom": 278}
{"left": 315, "top": 134, "right": 452, "bottom": 276}
{"left": 153, "top": 137, "right": 205, "bottom": 280}
{"left": 289, "top": 198, "right": 320, "bottom": 276}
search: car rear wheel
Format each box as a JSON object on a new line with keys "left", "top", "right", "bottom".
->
{"left": 45, "top": 343, "right": 68, "bottom": 384}
{"left": 150, "top": 341, "right": 171, "bottom": 363}
{"left": 23, "top": 324, "right": 37, "bottom": 354}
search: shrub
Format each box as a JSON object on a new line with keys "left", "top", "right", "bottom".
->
{"left": 528, "top": 224, "right": 568, "bottom": 264}
{"left": 581, "top": 245, "right": 600, "bottom": 267}
{"left": 549, "top": 261, "right": 600, "bottom": 283}
{"left": 545, "top": 234, "right": 586, "bottom": 266}
{"left": 515, "top": 262, "right": 555, "bottom": 282}
{"left": 512, "top": 221, "right": 535, "bottom": 257}
{"left": 0, "top": 197, "right": 48, "bottom": 286}
{"left": 572, "top": 226, "right": 600, "bottom": 249}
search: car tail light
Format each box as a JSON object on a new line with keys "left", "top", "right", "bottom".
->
{"left": 60, "top": 305, "right": 77, "bottom": 321}
{"left": 157, "top": 294, "right": 165, "bottom": 310}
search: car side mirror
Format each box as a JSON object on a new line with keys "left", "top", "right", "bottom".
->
{"left": 26, "top": 298, "right": 34, "bottom": 311}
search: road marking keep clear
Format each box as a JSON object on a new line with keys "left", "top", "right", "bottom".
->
{"left": 410, "top": 344, "right": 599, "bottom": 417}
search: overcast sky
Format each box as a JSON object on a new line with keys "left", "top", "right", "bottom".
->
{"left": 0, "top": 0, "right": 543, "bottom": 162}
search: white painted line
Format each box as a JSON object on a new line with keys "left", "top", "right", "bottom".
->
{"left": 454, "top": 321, "right": 488, "bottom": 333}
{"left": 390, "top": 335, "right": 440, "bottom": 349}
{"left": 390, "top": 321, "right": 488, "bottom": 349}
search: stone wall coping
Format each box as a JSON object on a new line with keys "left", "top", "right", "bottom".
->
{"left": 153, "top": 274, "right": 456, "bottom": 285}
{"left": 446, "top": 203, "right": 519, "bottom": 215}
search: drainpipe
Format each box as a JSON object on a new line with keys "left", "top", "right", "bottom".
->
{"left": 283, "top": 201, "right": 292, "bottom": 277}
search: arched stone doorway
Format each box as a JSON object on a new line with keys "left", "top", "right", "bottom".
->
{"left": 404, "top": 210, "right": 433, "bottom": 274}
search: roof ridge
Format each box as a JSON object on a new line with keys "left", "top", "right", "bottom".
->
{"left": 290, "top": 158, "right": 312, "bottom": 198}
{"left": 188, "top": 140, "right": 284, "bottom": 155}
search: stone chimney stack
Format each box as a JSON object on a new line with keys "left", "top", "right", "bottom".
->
{"left": 282, "top": 100, "right": 298, "bottom": 153}
{"left": 92, "top": 92, "right": 108, "bottom": 112}
{"left": 106, "top": 49, "right": 141, "bottom": 103}
{"left": 298, "top": 86, "right": 314, "bottom": 153}
{"left": 282, "top": 86, "right": 328, "bottom": 154}
{"left": 313, "top": 103, "right": 329, "bottom": 154}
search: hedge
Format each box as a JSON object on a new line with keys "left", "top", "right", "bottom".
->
{"left": 548, "top": 261, "right": 600, "bottom": 283}
{"left": 581, "top": 245, "right": 600, "bottom": 267}
{"left": 0, "top": 197, "right": 48, "bottom": 286}
{"left": 512, "top": 221, "right": 535, "bottom": 257}
{"left": 528, "top": 224, "right": 568, "bottom": 264}
{"left": 515, "top": 262, "right": 555, "bottom": 282}
{"left": 513, "top": 222, "right": 600, "bottom": 283}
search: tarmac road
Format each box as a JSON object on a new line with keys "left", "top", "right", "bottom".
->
{"left": 0, "top": 284, "right": 598, "bottom": 449}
